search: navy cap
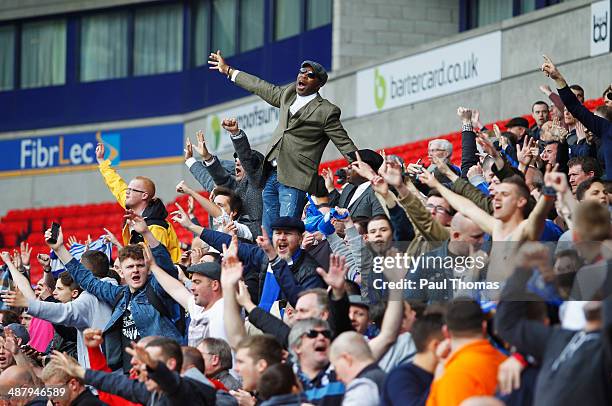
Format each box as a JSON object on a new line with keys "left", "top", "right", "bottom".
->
{"left": 6, "top": 323, "right": 29, "bottom": 345}
{"left": 187, "top": 262, "right": 221, "bottom": 281}
{"left": 506, "top": 117, "right": 529, "bottom": 129}
{"left": 301, "top": 60, "right": 328, "bottom": 86}
{"left": 271, "top": 216, "right": 306, "bottom": 234}
{"left": 348, "top": 149, "right": 384, "bottom": 172}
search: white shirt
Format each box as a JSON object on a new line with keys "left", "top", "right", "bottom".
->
{"left": 347, "top": 182, "right": 371, "bottom": 208}
{"left": 186, "top": 296, "right": 228, "bottom": 346}
{"left": 289, "top": 93, "right": 317, "bottom": 115}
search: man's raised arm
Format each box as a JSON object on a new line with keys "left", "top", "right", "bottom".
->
{"left": 418, "top": 169, "right": 496, "bottom": 235}
{"left": 95, "top": 143, "right": 128, "bottom": 208}
{"left": 209, "top": 50, "right": 286, "bottom": 108}
{"left": 220, "top": 235, "right": 247, "bottom": 350}
{"left": 45, "top": 225, "right": 122, "bottom": 306}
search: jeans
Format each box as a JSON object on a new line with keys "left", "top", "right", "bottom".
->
{"left": 262, "top": 170, "right": 307, "bottom": 237}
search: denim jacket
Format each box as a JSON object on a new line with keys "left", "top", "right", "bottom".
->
{"left": 65, "top": 244, "right": 183, "bottom": 369}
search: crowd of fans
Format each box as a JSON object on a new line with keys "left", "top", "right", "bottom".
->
{"left": 0, "top": 53, "right": 610, "bottom": 406}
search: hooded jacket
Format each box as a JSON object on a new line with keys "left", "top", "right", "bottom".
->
{"left": 98, "top": 160, "right": 181, "bottom": 262}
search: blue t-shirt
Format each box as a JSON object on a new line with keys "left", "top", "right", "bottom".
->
{"left": 381, "top": 362, "right": 433, "bottom": 406}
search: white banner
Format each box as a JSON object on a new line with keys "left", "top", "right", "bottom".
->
{"left": 203, "top": 100, "right": 280, "bottom": 154}
{"left": 356, "top": 31, "right": 502, "bottom": 117}
{"left": 590, "top": 0, "right": 610, "bottom": 57}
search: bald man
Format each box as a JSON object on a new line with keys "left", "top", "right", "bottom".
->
{"left": 406, "top": 213, "right": 485, "bottom": 302}
{"left": 0, "top": 365, "right": 46, "bottom": 405}
{"left": 329, "top": 331, "right": 386, "bottom": 406}
{"left": 96, "top": 143, "right": 181, "bottom": 262}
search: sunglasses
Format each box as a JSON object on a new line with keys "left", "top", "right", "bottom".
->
{"left": 304, "top": 329, "right": 332, "bottom": 339}
{"left": 299, "top": 68, "right": 317, "bottom": 79}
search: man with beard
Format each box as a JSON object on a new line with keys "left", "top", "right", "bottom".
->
{"left": 172, "top": 206, "right": 325, "bottom": 308}
{"left": 96, "top": 143, "right": 181, "bottom": 262}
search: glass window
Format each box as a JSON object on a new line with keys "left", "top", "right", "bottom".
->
{"left": 308, "top": 0, "right": 332, "bottom": 30}
{"left": 240, "top": 0, "right": 264, "bottom": 52}
{"left": 0, "top": 25, "right": 15, "bottom": 91}
{"left": 275, "top": 0, "right": 301, "bottom": 40}
{"left": 193, "top": 0, "right": 210, "bottom": 66}
{"left": 21, "top": 19, "right": 66, "bottom": 88}
{"left": 520, "top": 0, "right": 536, "bottom": 14}
{"left": 476, "top": 0, "right": 513, "bottom": 27}
{"left": 212, "top": 0, "right": 237, "bottom": 57}
{"left": 134, "top": 4, "right": 183, "bottom": 76}
{"left": 81, "top": 12, "right": 128, "bottom": 82}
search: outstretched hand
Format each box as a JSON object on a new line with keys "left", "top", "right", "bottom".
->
{"left": 124, "top": 210, "right": 149, "bottom": 235}
{"left": 171, "top": 203, "right": 194, "bottom": 229}
{"left": 208, "top": 50, "right": 230, "bottom": 75}
{"left": 378, "top": 160, "right": 404, "bottom": 187}
{"left": 50, "top": 351, "right": 86, "bottom": 380}
{"left": 316, "top": 254, "right": 348, "bottom": 294}
{"left": 221, "top": 234, "right": 243, "bottom": 288}
{"left": 95, "top": 143, "right": 105, "bottom": 164}
{"left": 44, "top": 225, "right": 64, "bottom": 251}
{"left": 126, "top": 342, "right": 158, "bottom": 370}
{"left": 256, "top": 226, "right": 276, "bottom": 260}
{"left": 540, "top": 55, "right": 567, "bottom": 87}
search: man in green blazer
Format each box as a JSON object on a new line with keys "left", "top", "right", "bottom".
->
{"left": 209, "top": 51, "right": 357, "bottom": 234}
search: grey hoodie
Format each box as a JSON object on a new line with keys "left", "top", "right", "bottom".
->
{"left": 27, "top": 276, "right": 117, "bottom": 367}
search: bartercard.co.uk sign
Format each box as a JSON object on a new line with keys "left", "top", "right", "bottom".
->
{"left": 356, "top": 31, "right": 502, "bottom": 117}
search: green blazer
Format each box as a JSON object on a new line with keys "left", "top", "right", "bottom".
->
{"left": 235, "top": 71, "right": 357, "bottom": 194}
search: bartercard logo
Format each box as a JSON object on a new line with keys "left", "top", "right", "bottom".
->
{"left": 374, "top": 68, "right": 387, "bottom": 110}
{"left": 210, "top": 115, "right": 222, "bottom": 150}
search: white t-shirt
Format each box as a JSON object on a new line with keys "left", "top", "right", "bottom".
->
{"left": 186, "top": 296, "right": 228, "bottom": 347}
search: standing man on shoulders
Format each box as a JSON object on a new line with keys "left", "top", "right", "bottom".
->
{"left": 208, "top": 51, "right": 358, "bottom": 235}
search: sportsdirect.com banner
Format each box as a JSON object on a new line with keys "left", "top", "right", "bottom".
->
{"left": 0, "top": 123, "right": 183, "bottom": 178}
{"left": 356, "top": 31, "right": 502, "bottom": 117}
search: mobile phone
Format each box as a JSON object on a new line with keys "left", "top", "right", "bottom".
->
{"left": 606, "top": 92, "right": 612, "bottom": 101}
{"left": 415, "top": 159, "right": 424, "bottom": 174}
{"left": 47, "top": 222, "right": 60, "bottom": 244}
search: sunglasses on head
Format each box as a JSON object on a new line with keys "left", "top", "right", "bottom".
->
{"left": 304, "top": 329, "right": 332, "bottom": 339}
{"left": 299, "top": 68, "right": 317, "bottom": 79}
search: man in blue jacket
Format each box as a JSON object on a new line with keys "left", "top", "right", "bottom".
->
{"left": 44, "top": 214, "right": 183, "bottom": 372}
{"left": 172, "top": 204, "right": 325, "bottom": 310}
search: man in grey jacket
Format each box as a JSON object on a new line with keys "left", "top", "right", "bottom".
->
{"left": 185, "top": 119, "right": 265, "bottom": 239}
{"left": 10, "top": 251, "right": 116, "bottom": 368}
